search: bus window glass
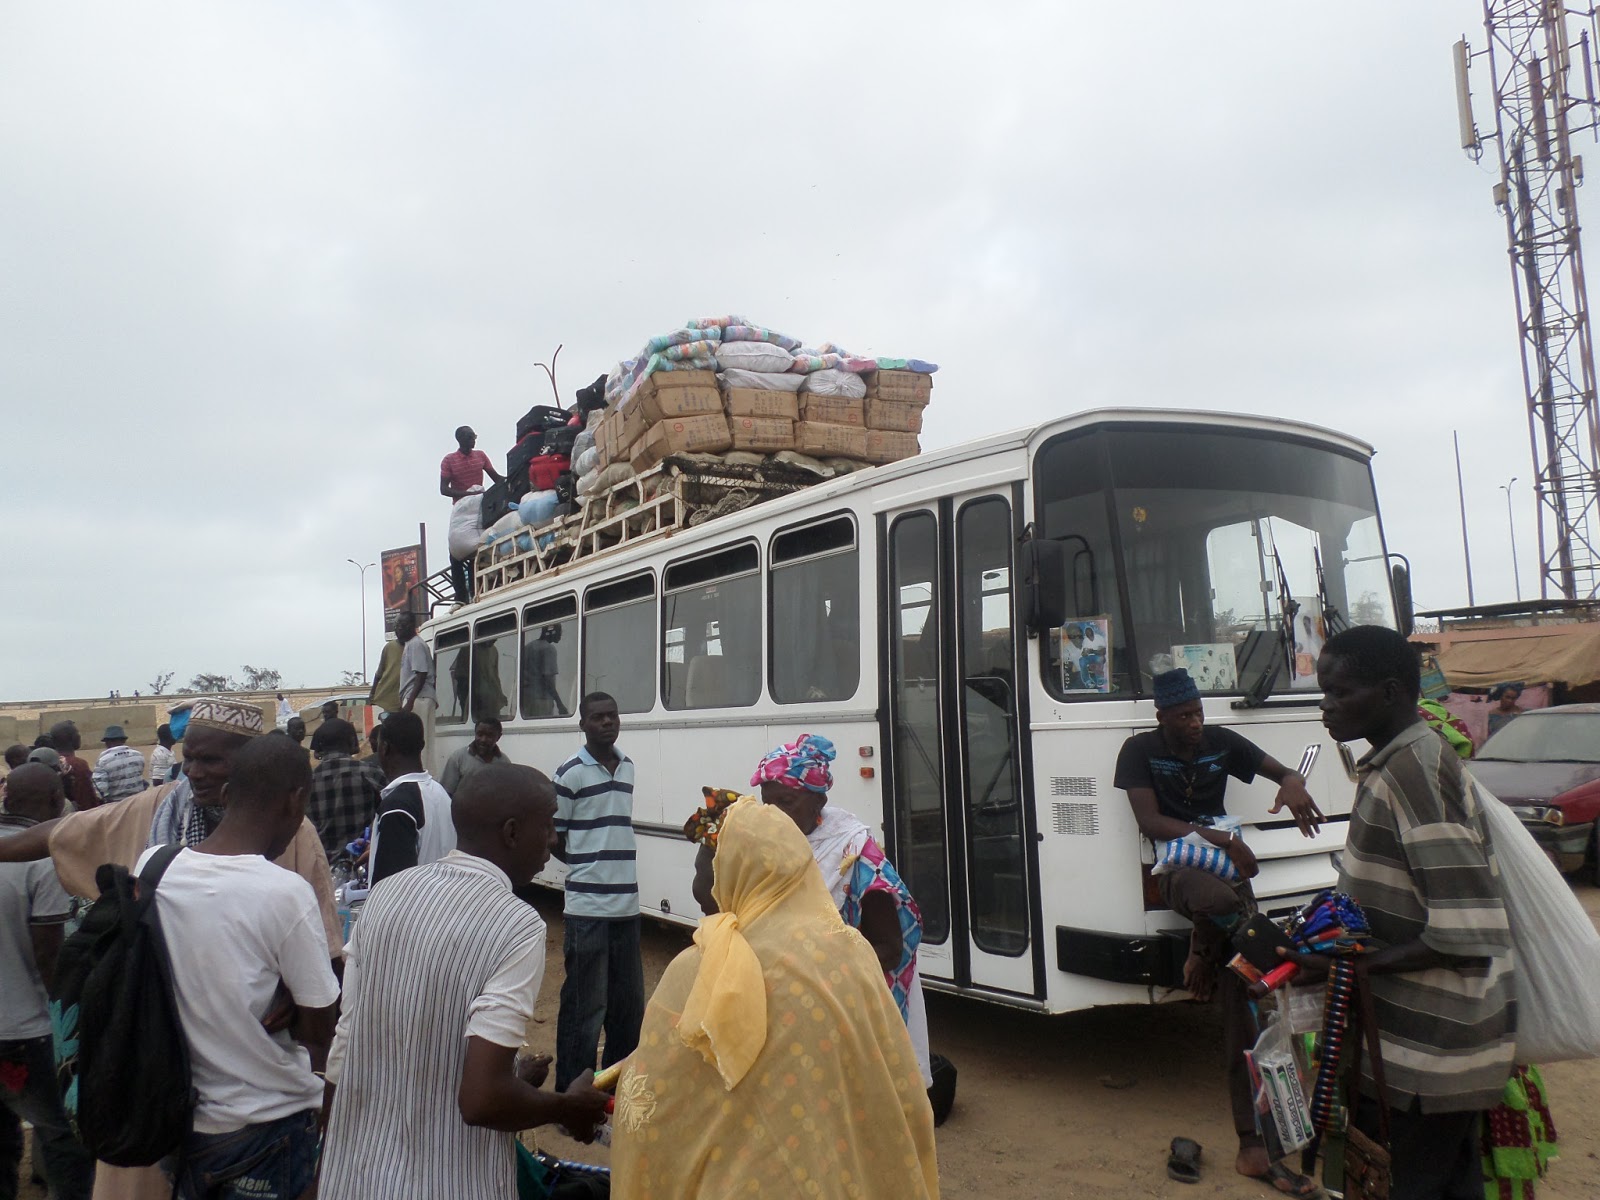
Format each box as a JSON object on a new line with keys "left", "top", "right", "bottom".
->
{"left": 1036, "top": 428, "right": 1394, "bottom": 698}
{"left": 521, "top": 596, "right": 578, "bottom": 719}
{"left": 663, "top": 545, "right": 761, "bottom": 710}
{"left": 1103, "top": 429, "right": 1394, "bottom": 695}
{"left": 584, "top": 574, "right": 656, "bottom": 714}
{"left": 1033, "top": 434, "right": 1132, "bottom": 699}
{"left": 888, "top": 512, "right": 950, "bottom": 943}
{"left": 434, "top": 627, "right": 471, "bottom": 726}
{"left": 958, "top": 497, "right": 1028, "bottom": 956}
{"left": 466, "top": 614, "right": 517, "bottom": 724}
{"left": 771, "top": 516, "right": 860, "bottom": 703}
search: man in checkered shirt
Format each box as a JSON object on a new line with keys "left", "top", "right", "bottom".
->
{"left": 306, "top": 718, "right": 386, "bottom": 858}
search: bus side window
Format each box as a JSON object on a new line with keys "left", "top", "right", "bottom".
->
{"left": 662, "top": 544, "right": 761, "bottom": 711}
{"left": 583, "top": 574, "right": 657, "bottom": 714}
{"left": 469, "top": 614, "right": 518, "bottom": 724}
{"left": 434, "top": 627, "right": 471, "bottom": 726}
{"left": 521, "top": 596, "right": 578, "bottom": 720}
{"left": 770, "top": 515, "right": 860, "bottom": 704}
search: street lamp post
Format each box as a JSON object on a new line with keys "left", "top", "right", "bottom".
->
{"left": 346, "top": 559, "right": 375, "bottom": 683}
{"left": 1500, "top": 479, "right": 1522, "bottom": 603}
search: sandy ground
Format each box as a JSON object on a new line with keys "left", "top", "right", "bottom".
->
{"left": 530, "top": 888, "right": 1600, "bottom": 1199}
{"left": 18, "top": 890, "right": 1600, "bottom": 1198}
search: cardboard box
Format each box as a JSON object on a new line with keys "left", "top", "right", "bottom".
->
{"left": 865, "top": 370, "right": 933, "bottom": 405}
{"left": 729, "top": 416, "right": 797, "bottom": 452}
{"left": 724, "top": 388, "right": 801, "bottom": 420}
{"left": 630, "top": 412, "right": 734, "bottom": 471}
{"left": 865, "top": 399, "right": 925, "bottom": 433}
{"left": 636, "top": 368, "right": 718, "bottom": 395}
{"left": 623, "top": 386, "right": 723, "bottom": 445}
{"left": 798, "top": 395, "right": 865, "bottom": 427}
{"left": 864, "top": 429, "right": 921, "bottom": 464}
{"left": 797, "top": 421, "right": 869, "bottom": 460}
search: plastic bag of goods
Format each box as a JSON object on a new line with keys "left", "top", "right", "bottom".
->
{"left": 481, "top": 509, "right": 522, "bottom": 545}
{"left": 448, "top": 493, "right": 485, "bottom": 560}
{"left": 719, "top": 367, "right": 805, "bottom": 393}
{"left": 518, "top": 489, "right": 560, "bottom": 528}
{"left": 801, "top": 368, "right": 868, "bottom": 399}
{"left": 686, "top": 314, "right": 751, "bottom": 331}
{"left": 1473, "top": 777, "right": 1600, "bottom": 1062}
{"left": 573, "top": 446, "right": 601, "bottom": 478}
{"left": 716, "top": 341, "right": 796, "bottom": 374}
{"left": 720, "top": 323, "right": 803, "bottom": 352}
{"left": 643, "top": 327, "right": 722, "bottom": 354}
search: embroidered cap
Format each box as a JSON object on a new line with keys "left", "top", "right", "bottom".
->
{"left": 184, "top": 698, "right": 266, "bottom": 738}
{"left": 1152, "top": 668, "right": 1202, "bottom": 711}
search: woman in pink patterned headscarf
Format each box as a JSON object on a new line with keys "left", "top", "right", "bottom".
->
{"left": 742, "top": 733, "right": 934, "bottom": 1090}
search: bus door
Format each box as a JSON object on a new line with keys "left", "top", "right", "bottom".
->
{"left": 883, "top": 489, "right": 1038, "bottom": 997}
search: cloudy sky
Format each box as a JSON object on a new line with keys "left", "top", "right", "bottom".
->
{"left": 0, "top": 2, "right": 1564, "bottom": 698}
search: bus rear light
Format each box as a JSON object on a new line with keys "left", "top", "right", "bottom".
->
{"left": 858, "top": 746, "right": 874, "bottom": 757}
{"left": 859, "top": 767, "right": 875, "bottom": 779}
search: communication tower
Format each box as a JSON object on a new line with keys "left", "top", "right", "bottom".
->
{"left": 1456, "top": 2, "right": 1600, "bottom": 599}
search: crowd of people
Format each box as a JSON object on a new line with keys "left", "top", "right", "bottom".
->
{"left": 0, "top": 625, "right": 1560, "bottom": 1199}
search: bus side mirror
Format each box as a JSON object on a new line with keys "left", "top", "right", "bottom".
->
{"left": 1020, "top": 535, "right": 1068, "bottom": 635}
{"left": 1391, "top": 559, "right": 1414, "bottom": 636}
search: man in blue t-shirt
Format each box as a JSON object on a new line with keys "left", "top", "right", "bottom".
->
{"left": 551, "top": 692, "right": 644, "bottom": 1091}
{"left": 1114, "top": 668, "right": 1323, "bottom": 1195}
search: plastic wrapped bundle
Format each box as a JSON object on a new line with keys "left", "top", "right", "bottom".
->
{"left": 716, "top": 341, "right": 796, "bottom": 373}
{"left": 801, "top": 368, "right": 867, "bottom": 399}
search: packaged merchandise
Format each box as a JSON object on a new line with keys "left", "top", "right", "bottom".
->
{"left": 729, "top": 417, "right": 797, "bottom": 452}
{"left": 865, "top": 399, "right": 925, "bottom": 433}
{"left": 796, "top": 422, "right": 869, "bottom": 460}
{"left": 799, "top": 396, "right": 865, "bottom": 427}
{"left": 724, "top": 389, "right": 801, "bottom": 420}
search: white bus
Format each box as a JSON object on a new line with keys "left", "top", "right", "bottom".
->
{"left": 424, "top": 408, "right": 1404, "bottom": 1013}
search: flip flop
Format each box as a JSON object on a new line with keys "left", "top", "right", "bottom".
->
{"left": 1246, "top": 1161, "right": 1320, "bottom": 1198}
{"left": 1167, "top": 1137, "right": 1202, "bottom": 1184}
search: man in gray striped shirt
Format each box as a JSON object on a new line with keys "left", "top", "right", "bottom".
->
{"left": 319, "top": 765, "right": 609, "bottom": 1198}
{"left": 552, "top": 692, "right": 645, "bottom": 1091}
{"left": 1295, "top": 626, "right": 1515, "bottom": 1200}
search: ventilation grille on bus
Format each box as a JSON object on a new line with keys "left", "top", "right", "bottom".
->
{"left": 1050, "top": 776, "right": 1098, "bottom": 797}
{"left": 1051, "top": 802, "right": 1100, "bottom": 837}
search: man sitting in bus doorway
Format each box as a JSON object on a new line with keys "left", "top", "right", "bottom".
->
{"left": 1114, "top": 667, "right": 1325, "bottom": 1196}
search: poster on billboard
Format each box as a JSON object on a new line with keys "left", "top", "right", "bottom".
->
{"left": 381, "top": 544, "right": 426, "bottom": 632}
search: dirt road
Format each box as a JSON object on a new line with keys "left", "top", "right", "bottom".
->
{"left": 20, "top": 891, "right": 1597, "bottom": 1198}
{"left": 531, "top": 888, "right": 1600, "bottom": 1199}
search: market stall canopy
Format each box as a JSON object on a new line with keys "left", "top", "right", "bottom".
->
{"left": 1430, "top": 622, "right": 1600, "bottom": 689}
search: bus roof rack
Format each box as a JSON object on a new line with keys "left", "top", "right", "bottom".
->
{"left": 472, "top": 457, "right": 827, "bottom": 599}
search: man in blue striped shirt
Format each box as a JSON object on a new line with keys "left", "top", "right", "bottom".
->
{"left": 552, "top": 692, "right": 645, "bottom": 1091}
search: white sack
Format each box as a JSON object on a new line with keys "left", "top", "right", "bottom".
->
{"left": 716, "top": 341, "right": 795, "bottom": 373}
{"left": 800, "top": 368, "right": 868, "bottom": 398}
{"left": 1473, "top": 777, "right": 1600, "bottom": 1063}
{"left": 447, "top": 493, "right": 485, "bottom": 559}
{"left": 718, "top": 367, "right": 806, "bottom": 393}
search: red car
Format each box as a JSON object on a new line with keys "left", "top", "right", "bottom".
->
{"left": 1468, "top": 704, "right": 1600, "bottom": 881}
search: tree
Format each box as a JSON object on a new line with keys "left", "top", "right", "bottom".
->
{"left": 188, "top": 672, "right": 234, "bottom": 693}
{"left": 147, "top": 671, "right": 175, "bottom": 696}
{"left": 240, "top": 665, "right": 282, "bottom": 692}
{"left": 339, "top": 670, "right": 365, "bottom": 687}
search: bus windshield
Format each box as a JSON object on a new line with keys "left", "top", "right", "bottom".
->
{"left": 1035, "top": 425, "right": 1395, "bottom": 700}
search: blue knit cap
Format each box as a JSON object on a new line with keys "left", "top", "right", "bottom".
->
{"left": 1152, "top": 668, "right": 1201, "bottom": 710}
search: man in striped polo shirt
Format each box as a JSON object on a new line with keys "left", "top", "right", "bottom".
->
{"left": 1295, "top": 626, "right": 1515, "bottom": 1200}
{"left": 552, "top": 692, "right": 645, "bottom": 1091}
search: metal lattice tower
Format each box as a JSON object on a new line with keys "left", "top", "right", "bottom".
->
{"left": 1461, "top": 3, "right": 1600, "bottom": 599}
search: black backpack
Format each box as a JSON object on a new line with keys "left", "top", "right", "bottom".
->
{"left": 53, "top": 845, "right": 195, "bottom": 1166}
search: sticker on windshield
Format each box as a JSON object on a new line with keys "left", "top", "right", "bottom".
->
{"left": 1060, "top": 617, "right": 1112, "bottom": 693}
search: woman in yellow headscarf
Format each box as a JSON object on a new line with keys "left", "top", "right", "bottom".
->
{"left": 611, "top": 798, "right": 938, "bottom": 1200}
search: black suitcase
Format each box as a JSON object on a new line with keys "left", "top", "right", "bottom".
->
{"left": 506, "top": 434, "right": 543, "bottom": 500}
{"left": 542, "top": 424, "right": 579, "bottom": 457}
{"left": 515, "top": 404, "right": 569, "bottom": 442}
{"left": 480, "top": 479, "right": 512, "bottom": 528}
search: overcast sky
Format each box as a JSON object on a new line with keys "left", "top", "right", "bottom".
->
{"left": 0, "top": 3, "right": 1564, "bottom": 698}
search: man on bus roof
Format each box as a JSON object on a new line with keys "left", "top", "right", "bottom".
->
{"left": 1114, "top": 667, "right": 1324, "bottom": 1196}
